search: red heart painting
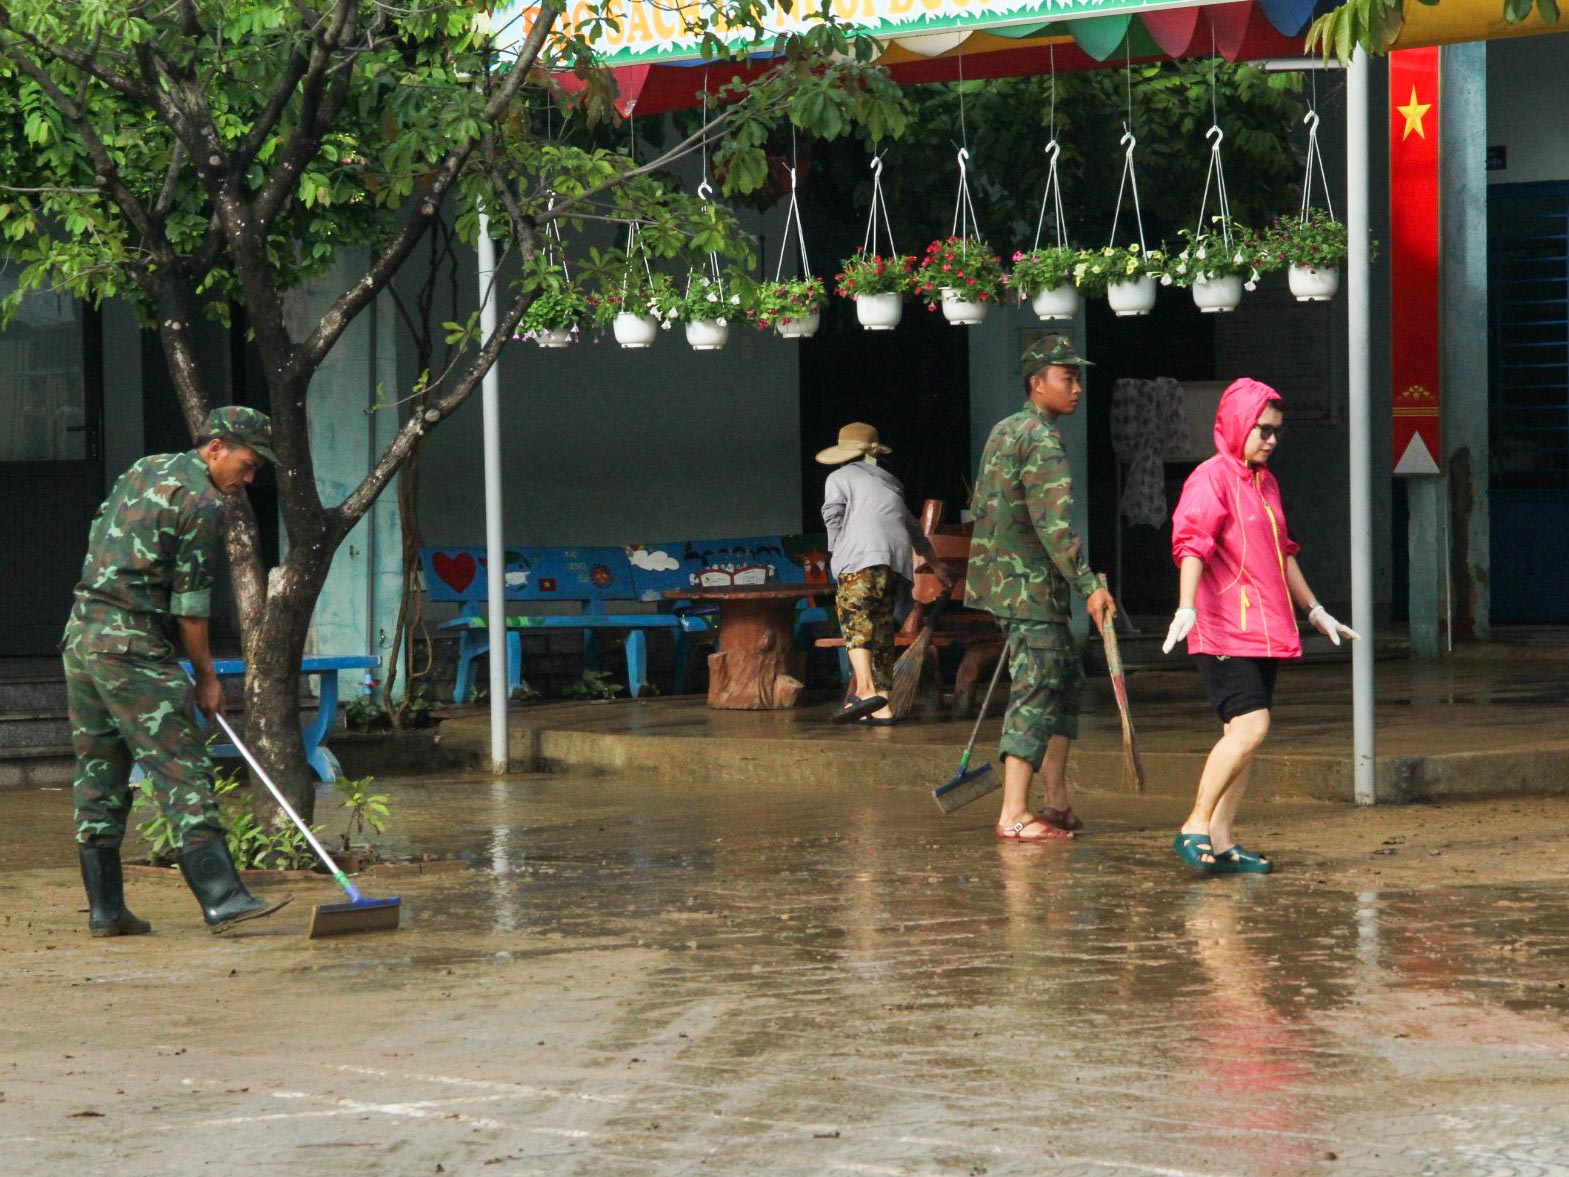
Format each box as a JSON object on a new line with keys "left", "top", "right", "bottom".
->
{"left": 432, "top": 551, "right": 477, "bottom": 593}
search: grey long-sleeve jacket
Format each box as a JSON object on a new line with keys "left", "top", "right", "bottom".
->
{"left": 821, "top": 460, "right": 924, "bottom": 582}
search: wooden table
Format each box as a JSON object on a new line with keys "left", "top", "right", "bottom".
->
{"left": 663, "top": 584, "right": 826, "bottom": 709}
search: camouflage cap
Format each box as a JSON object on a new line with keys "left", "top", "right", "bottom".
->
{"left": 1022, "top": 333, "right": 1093, "bottom": 379}
{"left": 201, "top": 406, "right": 278, "bottom": 465}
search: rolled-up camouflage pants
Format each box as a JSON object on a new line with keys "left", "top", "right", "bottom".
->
{"left": 62, "top": 606, "right": 222, "bottom": 849}
{"left": 999, "top": 620, "right": 1084, "bottom": 770}
{"left": 835, "top": 565, "right": 900, "bottom": 693}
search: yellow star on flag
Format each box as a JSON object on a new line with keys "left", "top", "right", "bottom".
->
{"left": 1397, "top": 86, "right": 1432, "bottom": 140}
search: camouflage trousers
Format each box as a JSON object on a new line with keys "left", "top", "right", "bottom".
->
{"left": 61, "top": 605, "right": 222, "bottom": 849}
{"left": 999, "top": 620, "right": 1084, "bottom": 770}
{"left": 835, "top": 565, "right": 900, "bottom": 693}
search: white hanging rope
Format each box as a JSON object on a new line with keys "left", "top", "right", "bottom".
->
{"left": 692, "top": 83, "right": 724, "bottom": 296}
{"left": 950, "top": 147, "right": 981, "bottom": 241}
{"left": 1195, "top": 124, "right": 1234, "bottom": 246}
{"left": 860, "top": 154, "right": 897, "bottom": 258}
{"left": 1031, "top": 140, "right": 1069, "bottom": 252}
{"left": 1107, "top": 128, "right": 1147, "bottom": 251}
{"left": 772, "top": 132, "right": 812, "bottom": 281}
{"left": 620, "top": 114, "right": 653, "bottom": 299}
{"left": 1299, "top": 109, "right": 1336, "bottom": 223}
{"left": 1108, "top": 48, "right": 1146, "bottom": 251}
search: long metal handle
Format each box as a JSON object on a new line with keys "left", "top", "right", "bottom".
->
{"left": 209, "top": 709, "right": 363, "bottom": 903}
{"left": 961, "top": 628, "right": 1009, "bottom": 758}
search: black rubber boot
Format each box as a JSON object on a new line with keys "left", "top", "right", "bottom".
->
{"left": 78, "top": 844, "right": 152, "bottom": 938}
{"left": 177, "top": 838, "right": 292, "bottom": 933}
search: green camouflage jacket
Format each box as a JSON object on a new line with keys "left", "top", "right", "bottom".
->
{"left": 69, "top": 451, "right": 224, "bottom": 630}
{"left": 965, "top": 402, "right": 1099, "bottom": 622}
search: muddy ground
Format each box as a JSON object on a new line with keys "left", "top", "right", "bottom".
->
{"left": 3, "top": 774, "right": 1568, "bottom": 1176}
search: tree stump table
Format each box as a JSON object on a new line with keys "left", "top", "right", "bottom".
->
{"left": 663, "top": 584, "right": 825, "bottom": 709}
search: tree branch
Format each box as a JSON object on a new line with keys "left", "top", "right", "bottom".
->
{"left": 541, "top": 112, "right": 734, "bottom": 224}
{"left": 297, "top": 10, "right": 561, "bottom": 375}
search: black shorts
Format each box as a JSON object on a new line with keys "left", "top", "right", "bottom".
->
{"left": 1194, "top": 655, "right": 1278, "bottom": 722}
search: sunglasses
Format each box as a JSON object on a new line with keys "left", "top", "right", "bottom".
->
{"left": 1255, "top": 423, "right": 1285, "bottom": 441}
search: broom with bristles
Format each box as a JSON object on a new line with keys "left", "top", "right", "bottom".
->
{"left": 1097, "top": 573, "right": 1146, "bottom": 793}
{"left": 886, "top": 594, "right": 949, "bottom": 719}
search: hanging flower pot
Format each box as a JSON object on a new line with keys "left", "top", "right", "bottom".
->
{"left": 1289, "top": 264, "right": 1341, "bottom": 302}
{"left": 613, "top": 312, "right": 659, "bottom": 349}
{"left": 534, "top": 327, "right": 574, "bottom": 348}
{"left": 1191, "top": 275, "right": 1244, "bottom": 314}
{"left": 685, "top": 319, "right": 729, "bottom": 350}
{"left": 854, "top": 292, "right": 903, "bottom": 331}
{"left": 775, "top": 310, "right": 820, "bottom": 339}
{"left": 1107, "top": 275, "right": 1158, "bottom": 317}
{"left": 1030, "top": 285, "right": 1080, "bottom": 321}
{"left": 941, "top": 287, "right": 990, "bottom": 326}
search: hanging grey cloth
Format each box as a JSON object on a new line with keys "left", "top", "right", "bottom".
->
{"left": 1110, "top": 378, "right": 1189, "bottom": 527}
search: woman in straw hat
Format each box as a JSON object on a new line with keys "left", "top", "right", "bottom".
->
{"left": 818, "top": 423, "right": 954, "bottom": 724}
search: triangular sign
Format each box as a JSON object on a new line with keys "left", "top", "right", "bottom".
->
{"left": 1394, "top": 431, "right": 1441, "bottom": 476}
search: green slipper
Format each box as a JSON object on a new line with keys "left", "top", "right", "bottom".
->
{"left": 1212, "top": 844, "right": 1273, "bottom": 874}
{"left": 1173, "top": 832, "right": 1217, "bottom": 873}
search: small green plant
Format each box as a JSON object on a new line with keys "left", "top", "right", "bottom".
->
{"left": 1006, "top": 246, "right": 1079, "bottom": 297}
{"left": 1257, "top": 209, "right": 1350, "bottom": 271}
{"left": 400, "top": 683, "right": 437, "bottom": 728}
{"left": 1162, "top": 221, "right": 1265, "bottom": 287}
{"left": 651, "top": 271, "right": 744, "bottom": 325}
{"left": 1073, "top": 243, "right": 1167, "bottom": 296}
{"left": 916, "top": 236, "right": 1005, "bottom": 307}
{"left": 335, "top": 775, "right": 391, "bottom": 851}
{"left": 131, "top": 760, "right": 325, "bottom": 870}
{"left": 346, "top": 696, "right": 391, "bottom": 732}
{"left": 591, "top": 270, "right": 678, "bottom": 326}
{"left": 564, "top": 669, "right": 626, "bottom": 700}
{"left": 744, "top": 276, "right": 826, "bottom": 329}
{"left": 520, "top": 274, "right": 590, "bottom": 334}
{"left": 834, "top": 251, "right": 916, "bottom": 299}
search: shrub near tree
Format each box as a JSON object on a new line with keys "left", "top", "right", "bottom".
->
{"left": 0, "top": 1, "right": 907, "bottom": 823}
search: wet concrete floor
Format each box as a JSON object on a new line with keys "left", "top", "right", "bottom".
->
{"left": 3, "top": 774, "right": 1569, "bottom": 1176}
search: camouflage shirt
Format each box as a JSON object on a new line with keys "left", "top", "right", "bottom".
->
{"left": 70, "top": 451, "right": 224, "bottom": 625}
{"left": 965, "top": 402, "right": 1099, "bottom": 622}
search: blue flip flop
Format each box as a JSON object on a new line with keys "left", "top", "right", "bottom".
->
{"left": 1212, "top": 845, "right": 1274, "bottom": 874}
{"left": 1173, "top": 832, "right": 1217, "bottom": 873}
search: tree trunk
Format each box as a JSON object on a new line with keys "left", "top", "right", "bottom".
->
{"left": 242, "top": 553, "right": 331, "bottom": 826}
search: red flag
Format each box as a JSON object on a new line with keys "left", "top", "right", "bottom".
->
{"left": 1389, "top": 47, "right": 1442, "bottom": 476}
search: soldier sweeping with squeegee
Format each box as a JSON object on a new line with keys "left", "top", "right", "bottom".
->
{"left": 63, "top": 407, "right": 292, "bottom": 936}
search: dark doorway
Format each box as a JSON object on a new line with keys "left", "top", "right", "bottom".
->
{"left": 1488, "top": 180, "right": 1569, "bottom": 623}
{"left": 798, "top": 296, "right": 972, "bottom": 532}
{"left": 0, "top": 296, "right": 103, "bottom": 656}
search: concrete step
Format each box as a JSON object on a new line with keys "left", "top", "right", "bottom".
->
{"left": 0, "top": 713, "right": 73, "bottom": 751}
{"left": 0, "top": 676, "right": 68, "bottom": 713}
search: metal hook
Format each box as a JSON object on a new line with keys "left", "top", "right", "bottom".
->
{"left": 956, "top": 146, "right": 970, "bottom": 173}
{"left": 870, "top": 154, "right": 884, "bottom": 181}
{"left": 788, "top": 166, "right": 798, "bottom": 191}
{"left": 1207, "top": 124, "right": 1224, "bottom": 149}
{"left": 1044, "top": 140, "right": 1060, "bottom": 167}
{"left": 1303, "top": 110, "right": 1320, "bottom": 134}
{"left": 1120, "top": 129, "right": 1136, "bottom": 156}
{"left": 697, "top": 179, "right": 713, "bottom": 203}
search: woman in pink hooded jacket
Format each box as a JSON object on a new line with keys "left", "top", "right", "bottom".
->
{"left": 1162, "top": 378, "right": 1358, "bottom": 874}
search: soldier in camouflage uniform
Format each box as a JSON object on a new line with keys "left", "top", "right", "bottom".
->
{"left": 965, "top": 335, "right": 1116, "bottom": 842}
{"left": 64, "top": 406, "right": 292, "bottom": 935}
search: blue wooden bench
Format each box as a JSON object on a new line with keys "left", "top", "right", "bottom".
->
{"left": 422, "top": 536, "right": 836, "bottom": 702}
{"left": 421, "top": 546, "right": 713, "bottom": 703}
{"left": 130, "top": 654, "right": 379, "bottom": 784}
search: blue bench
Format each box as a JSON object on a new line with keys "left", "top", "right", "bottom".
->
{"left": 130, "top": 654, "right": 379, "bottom": 784}
{"left": 422, "top": 536, "right": 835, "bottom": 702}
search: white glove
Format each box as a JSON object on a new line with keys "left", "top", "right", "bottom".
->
{"left": 1161, "top": 607, "right": 1197, "bottom": 654}
{"left": 1308, "top": 604, "right": 1361, "bottom": 646}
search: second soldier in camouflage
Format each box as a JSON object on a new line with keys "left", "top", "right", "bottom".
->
{"left": 965, "top": 334, "right": 1117, "bottom": 842}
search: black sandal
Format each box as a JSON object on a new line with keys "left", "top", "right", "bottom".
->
{"left": 830, "top": 694, "right": 887, "bottom": 724}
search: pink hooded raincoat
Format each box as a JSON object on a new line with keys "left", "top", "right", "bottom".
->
{"left": 1169, "top": 378, "right": 1302, "bottom": 659}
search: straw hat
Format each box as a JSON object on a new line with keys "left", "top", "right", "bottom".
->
{"left": 815, "top": 422, "right": 892, "bottom": 465}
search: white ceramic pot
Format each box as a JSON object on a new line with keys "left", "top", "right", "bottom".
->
{"left": 534, "top": 327, "right": 574, "bottom": 348}
{"left": 775, "top": 309, "right": 820, "bottom": 339}
{"left": 1030, "top": 284, "right": 1080, "bottom": 321}
{"left": 1191, "top": 274, "right": 1244, "bottom": 314}
{"left": 1288, "top": 263, "right": 1341, "bottom": 302}
{"left": 940, "top": 287, "right": 990, "bottom": 326}
{"left": 1106, "top": 275, "right": 1157, "bottom": 317}
{"left": 684, "top": 319, "right": 729, "bottom": 350}
{"left": 612, "top": 312, "right": 659, "bottom": 348}
{"left": 855, "top": 292, "right": 903, "bottom": 331}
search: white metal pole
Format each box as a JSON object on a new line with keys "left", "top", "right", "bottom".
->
{"left": 1347, "top": 50, "right": 1376, "bottom": 805}
{"left": 477, "top": 211, "right": 508, "bottom": 775}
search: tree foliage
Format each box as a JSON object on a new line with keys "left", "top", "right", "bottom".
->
{"left": 1307, "top": 0, "right": 1559, "bottom": 62}
{"left": 0, "top": 0, "right": 908, "bottom": 818}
